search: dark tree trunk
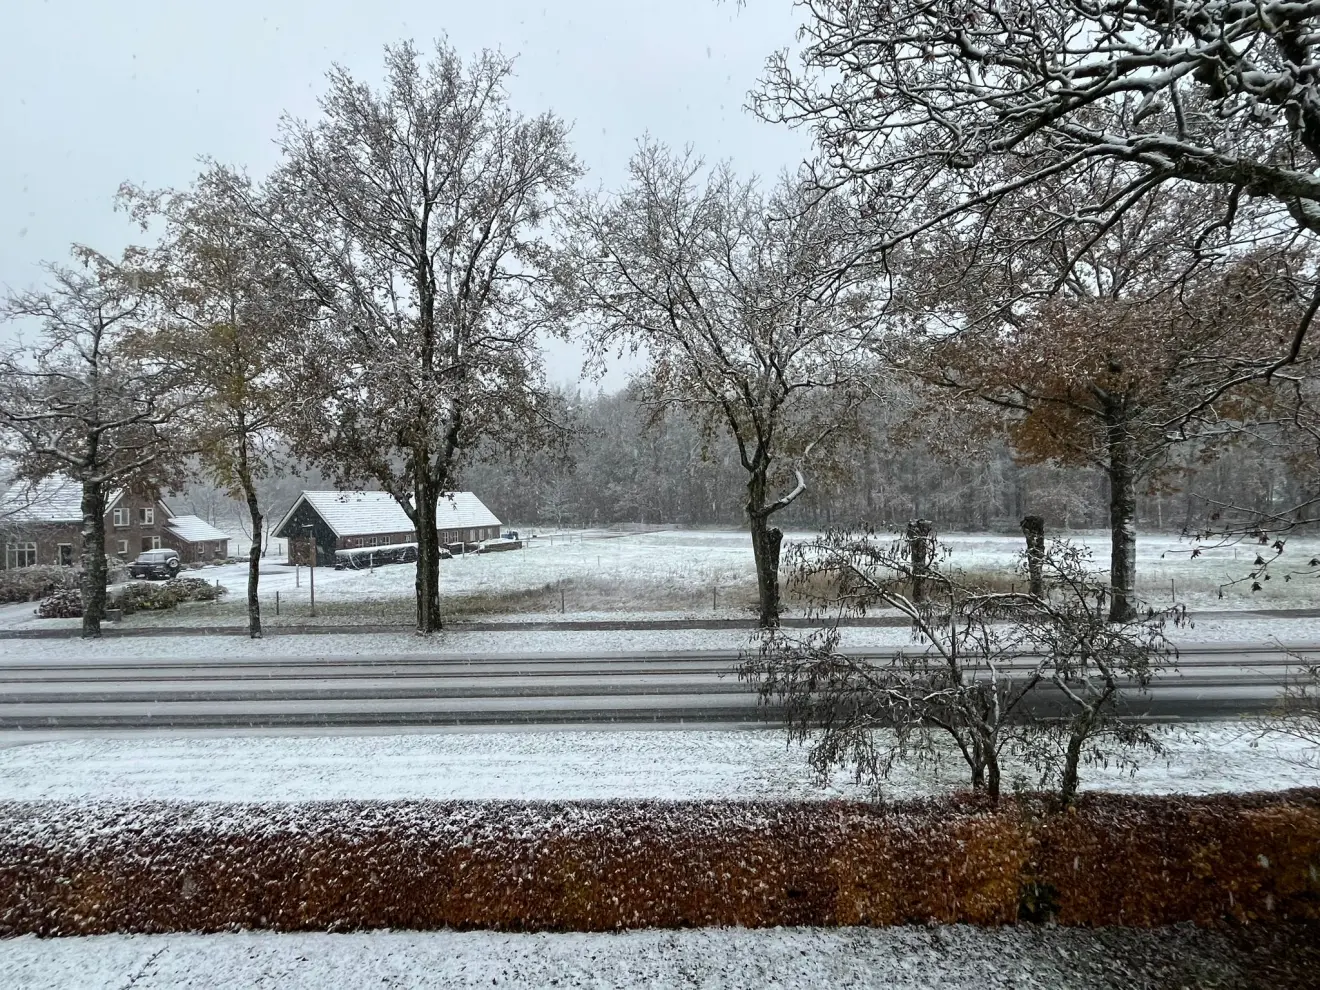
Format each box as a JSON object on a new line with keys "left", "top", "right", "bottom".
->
{"left": 747, "top": 468, "right": 784, "bottom": 629}
{"left": 414, "top": 480, "right": 443, "bottom": 634}
{"left": 79, "top": 480, "right": 107, "bottom": 639}
{"left": 1105, "top": 407, "right": 1138, "bottom": 622}
{"left": 906, "top": 518, "right": 933, "bottom": 602}
{"left": 749, "top": 510, "right": 784, "bottom": 629}
{"left": 1020, "top": 515, "right": 1046, "bottom": 597}
{"left": 237, "top": 443, "right": 263, "bottom": 640}
{"left": 1060, "top": 730, "right": 1086, "bottom": 807}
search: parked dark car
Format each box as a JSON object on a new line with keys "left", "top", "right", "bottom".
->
{"left": 128, "top": 548, "right": 181, "bottom": 580}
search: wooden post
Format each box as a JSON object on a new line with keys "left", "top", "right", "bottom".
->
{"left": 560, "top": 582, "right": 566, "bottom": 614}
{"left": 1020, "top": 515, "right": 1046, "bottom": 597}
{"left": 275, "top": 590, "right": 280, "bottom": 616}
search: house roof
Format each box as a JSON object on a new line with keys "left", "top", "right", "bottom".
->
{"left": 273, "top": 490, "right": 502, "bottom": 539}
{"left": 0, "top": 476, "right": 84, "bottom": 523}
{"left": 0, "top": 475, "right": 167, "bottom": 524}
{"left": 166, "top": 514, "right": 231, "bottom": 544}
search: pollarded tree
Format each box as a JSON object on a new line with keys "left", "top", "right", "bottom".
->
{"left": 0, "top": 247, "right": 186, "bottom": 637}
{"left": 120, "top": 165, "right": 306, "bottom": 639}
{"left": 254, "top": 40, "right": 581, "bottom": 634}
{"left": 755, "top": 0, "right": 1320, "bottom": 373}
{"left": 567, "top": 145, "right": 889, "bottom": 627}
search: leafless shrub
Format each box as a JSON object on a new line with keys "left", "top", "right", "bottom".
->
{"left": 742, "top": 532, "right": 1183, "bottom": 805}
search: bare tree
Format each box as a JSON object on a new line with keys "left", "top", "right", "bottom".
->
{"left": 120, "top": 165, "right": 305, "bottom": 639}
{"left": 754, "top": 0, "right": 1320, "bottom": 376}
{"left": 567, "top": 144, "right": 888, "bottom": 627}
{"left": 250, "top": 41, "right": 580, "bottom": 633}
{"left": 741, "top": 531, "right": 1178, "bottom": 804}
{"left": 0, "top": 247, "right": 185, "bottom": 637}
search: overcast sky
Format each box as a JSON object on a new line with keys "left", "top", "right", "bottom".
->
{"left": 0, "top": 0, "right": 811, "bottom": 390}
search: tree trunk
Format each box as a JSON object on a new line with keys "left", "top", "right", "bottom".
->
{"left": 79, "top": 480, "right": 107, "bottom": 639}
{"left": 749, "top": 510, "right": 784, "bottom": 629}
{"left": 1020, "top": 515, "right": 1046, "bottom": 597}
{"left": 1059, "top": 729, "right": 1086, "bottom": 807}
{"left": 746, "top": 469, "right": 784, "bottom": 629}
{"left": 243, "top": 493, "right": 263, "bottom": 640}
{"left": 237, "top": 445, "right": 263, "bottom": 640}
{"left": 1105, "top": 407, "right": 1138, "bottom": 622}
{"left": 414, "top": 481, "right": 443, "bottom": 634}
{"left": 906, "top": 518, "right": 933, "bottom": 602}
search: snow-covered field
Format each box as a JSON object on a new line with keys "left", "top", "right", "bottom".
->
{"left": 5, "top": 527, "right": 1319, "bottom": 631}
{"left": 0, "top": 923, "right": 1274, "bottom": 990}
{"left": 0, "top": 723, "right": 1311, "bottom": 803}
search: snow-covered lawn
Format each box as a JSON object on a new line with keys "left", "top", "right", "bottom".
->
{"left": 0, "top": 723, "right": 1311, "bottom": 803}
{"left": 5, "top": 526, "right": 1318, "bottom": 634}
{"left": 8, "top": 526, "right": 1318, "bottom": 632}
{"left": 0, "top": 923, "right": 1276, "bottom": 990}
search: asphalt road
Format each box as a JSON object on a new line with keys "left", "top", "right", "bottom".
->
{"left": 0, "top": 645, "right": 1310, "bottom": 730}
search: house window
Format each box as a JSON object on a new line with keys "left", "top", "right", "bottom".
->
{"left": 5, "top": 543, "right": 37, "bottom": 569}
{"left": 112, "top": 507, "right": 129, "bottom": 527}
{"left": 141, "top": 536, "right": 161, "bottom": 552}
{"left": 116, "top": 540, "right": 129, "bottom": 556}
{"left": 140, "top": 507, "right": 155, "bottom": 525}
{"left": 57, "top": 544, "right": 73, "bottom": 567}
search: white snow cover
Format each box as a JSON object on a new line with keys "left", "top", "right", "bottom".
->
{"left": 0, "top": 724, "right": 1310, "bottom": 803}
{"left": 272, "top": 490, "right": 500, "bottom": 539}
{"left": 0, "top": 925, "right": 1251, "bottom": 990}
{"left": 164, "top": 515, "right": 230, "bottom": 544}
{"left": 0, "top": 476, "right": 87, "bottom": 523}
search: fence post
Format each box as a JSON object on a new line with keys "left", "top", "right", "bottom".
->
{"left": 560, "top": 582, "right": 565, "bottom": 614}
{"left": 275, "top": 590, "right": 280, "bottom": 616}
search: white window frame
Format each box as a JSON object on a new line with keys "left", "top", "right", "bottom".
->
{"left": 57, "top": 543, "right": 73, "bottom": 566}
{"left": 112, "top": 507, "right": 129, "bottom": 527}
{"left": 140, "top": 507, "right": 155, "bottom": 525}
{"left": 116, "top": 540, "right": 129, "bottom": 556}
{"left": 5, "top": 542, "right": 38, "bottom": 569}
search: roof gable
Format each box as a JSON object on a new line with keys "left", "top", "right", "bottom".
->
{"left": 273, "top": 490, "right": 501, "bottom": 539}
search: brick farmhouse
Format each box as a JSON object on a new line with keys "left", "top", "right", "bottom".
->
{"left": 273, "top": 490, "right": 502, "bottom": 566}
{"left": 0, "top": 477, "right": 231, "bottom": 570}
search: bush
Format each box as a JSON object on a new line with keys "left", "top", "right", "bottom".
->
{"left": 0, "top": 565, "right": 78, "bottom": 604}
{"left": 165, "top": 576, "right": 226, "bottom": 602}
{"left": 114, "top": 577, "right": 227, "bottom": 614}
{"left": 34, "top": 588, "right": 82, "bottom": 618}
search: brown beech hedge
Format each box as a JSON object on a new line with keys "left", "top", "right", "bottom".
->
{"left": 0, "top": 791, "right": 1317, "bottom": 935}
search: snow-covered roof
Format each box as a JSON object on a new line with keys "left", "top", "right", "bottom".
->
{"left": 274, "top": 490, "right": 501, "bottom": 538}
{"left": 0, "top": 476, "right": 86, "bottom": 523}
{"left": 166, "top": 515, "right": 231, "bottom": 544}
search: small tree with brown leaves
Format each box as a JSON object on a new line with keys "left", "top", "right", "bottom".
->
{"left": 120, "top": 165, "right": 306, "bottom": 639}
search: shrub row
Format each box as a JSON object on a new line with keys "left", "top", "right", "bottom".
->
{"left": 0, "top": 791, "right": 1316, "bottom": 935}
{"left": 0, "top": 565, "right": 79, "bottom": 604}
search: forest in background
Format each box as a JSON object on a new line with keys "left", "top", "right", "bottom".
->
{"left": 171, "top": 385, "right": 1308, "bottom": 538}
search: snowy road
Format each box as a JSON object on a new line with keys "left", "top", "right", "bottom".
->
{"left": 0, "top": 645, "right": 1309, "bottom": 730}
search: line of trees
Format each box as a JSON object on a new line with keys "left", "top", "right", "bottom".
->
{"left": 5, "top": 4, "right": 1320, "bottom": 637}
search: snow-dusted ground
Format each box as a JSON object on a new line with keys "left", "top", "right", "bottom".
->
{"left": 0, "top": 724, "right": 1311, "bottom": 803}
{"left": 2, "top": 616, "right": 1320, "bottom": 663}
{"left": 0, "top": 924, "right": 1272, "bottom": 990}
{"left": 7, "top": 527, "right": 1318, "bottom": 631}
